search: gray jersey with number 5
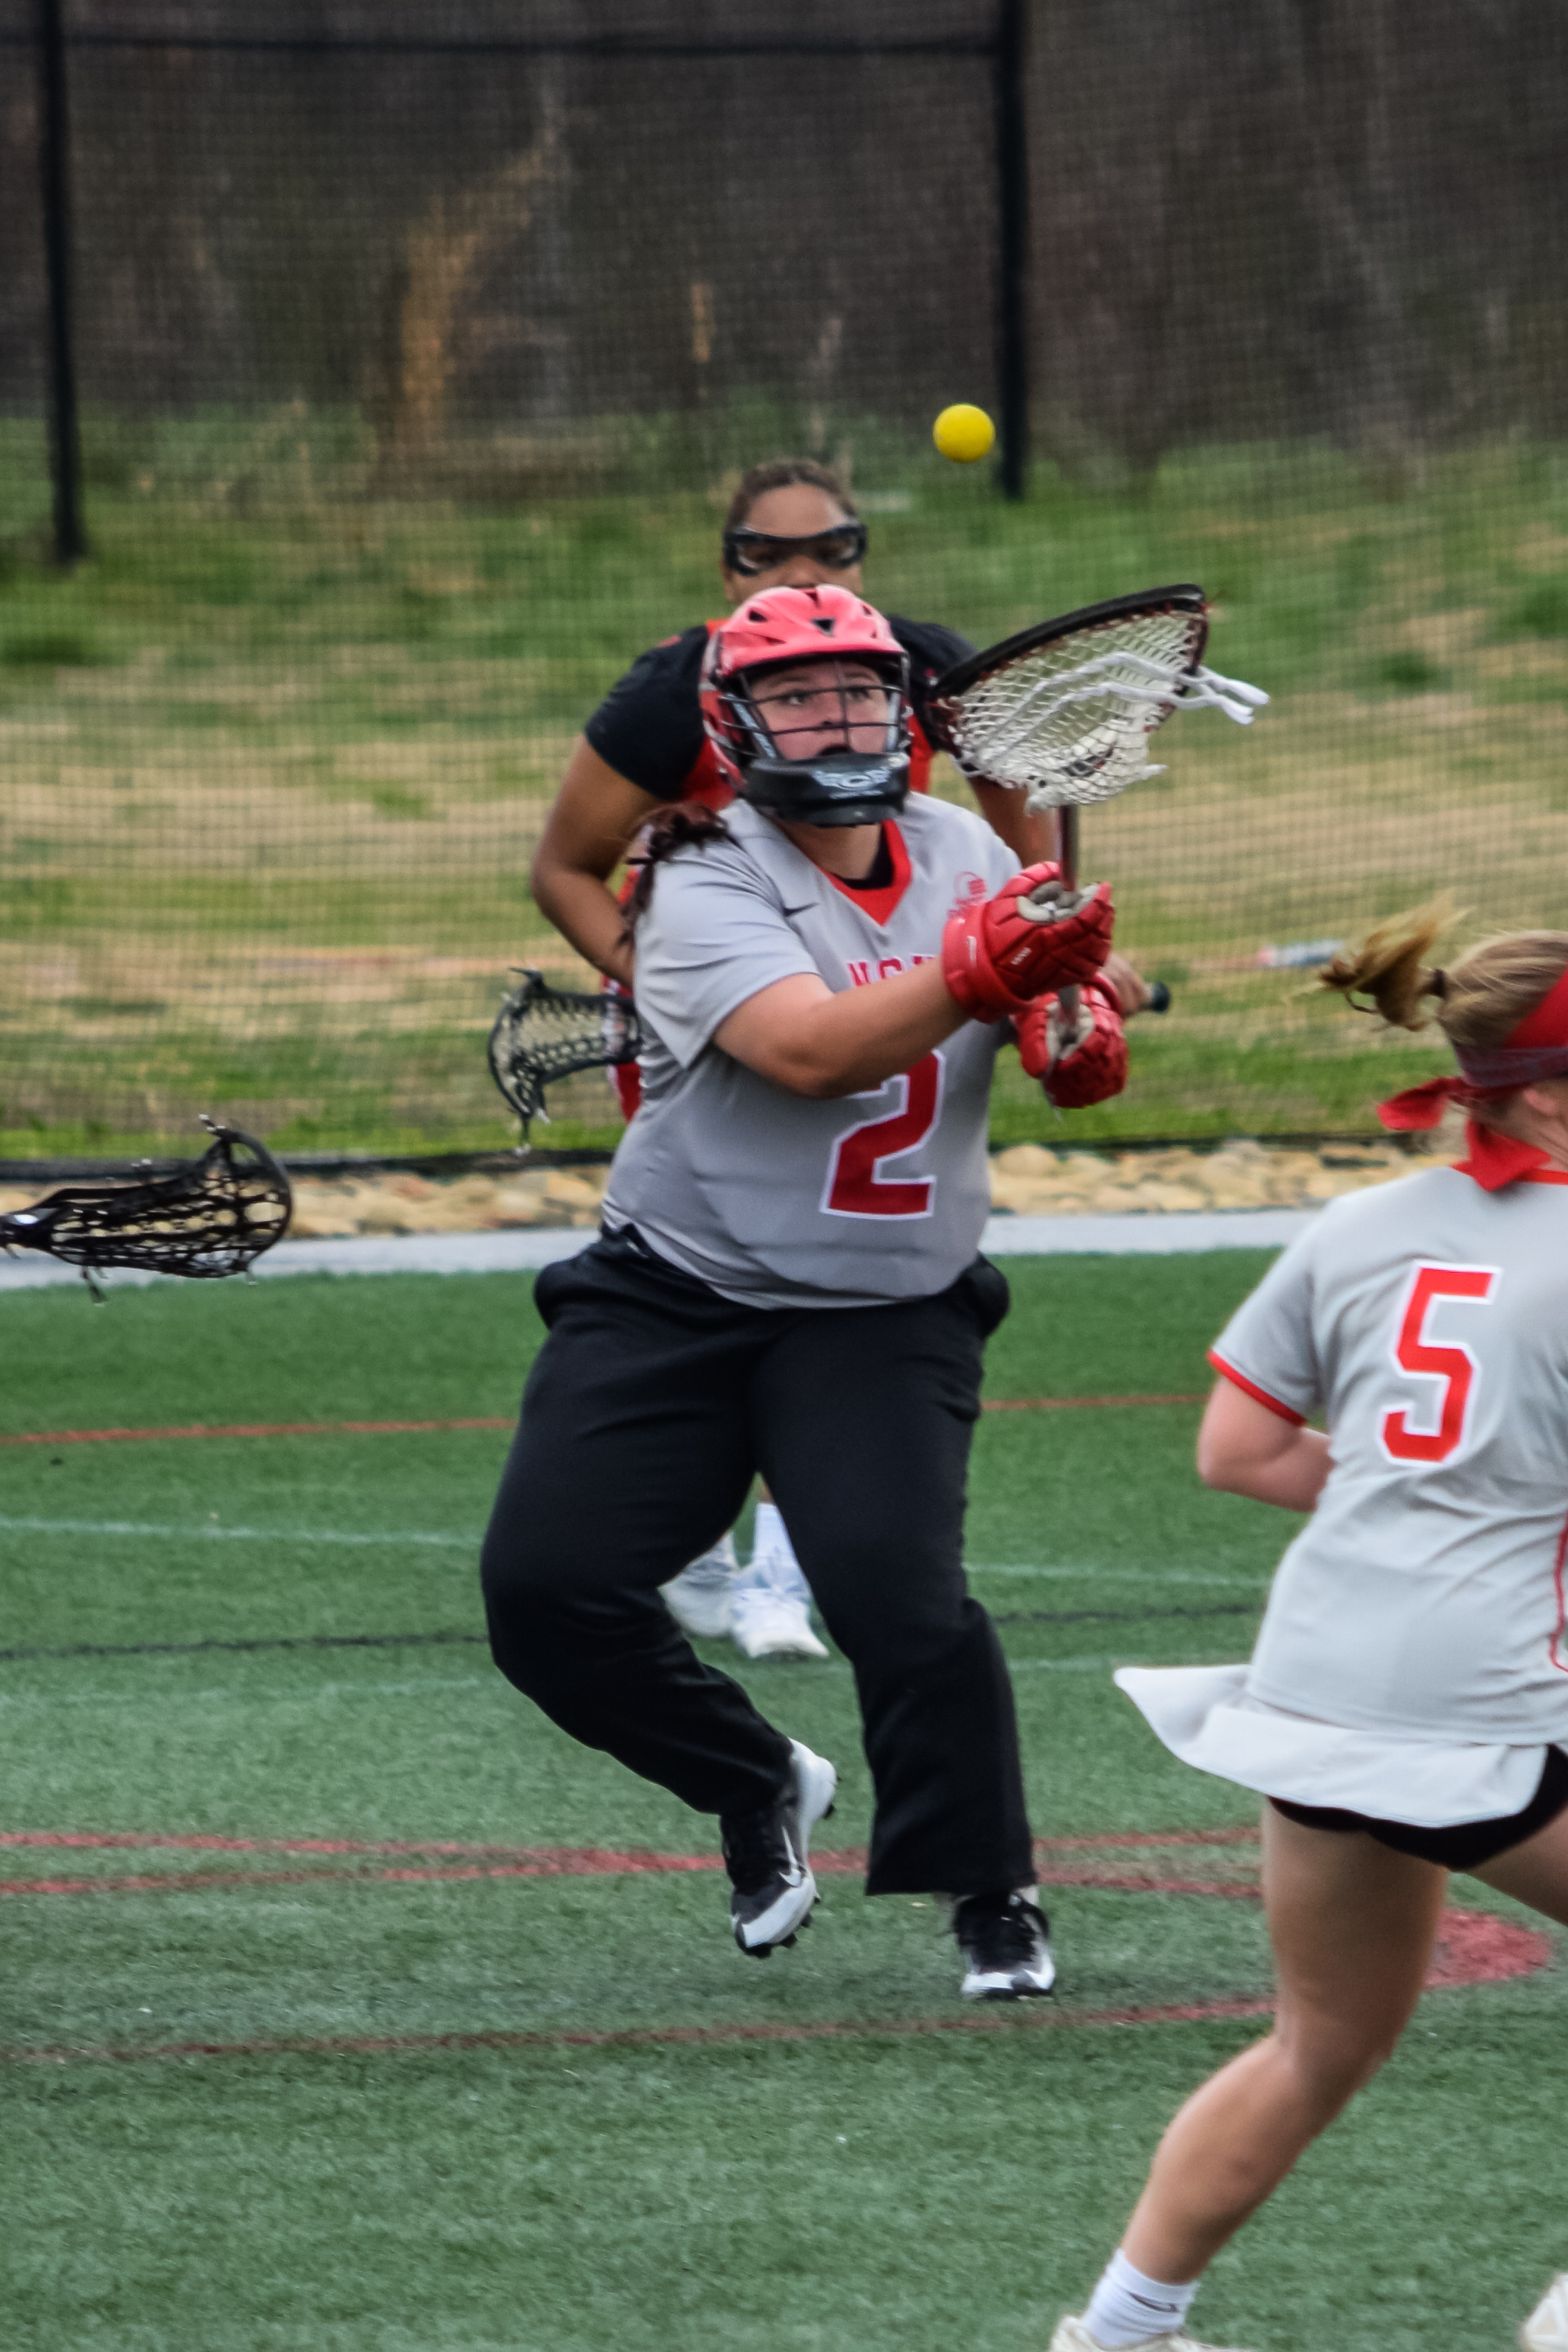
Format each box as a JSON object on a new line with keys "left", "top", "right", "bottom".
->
{"left": 1212, "top": 1166, "right": 1568, "bottom": 1741}
{"left": 602, "top": 793, "right": 1019, "bottom": 1306}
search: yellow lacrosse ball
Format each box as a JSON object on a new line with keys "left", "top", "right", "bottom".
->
{"left": 933, "top": 404, "right": 996, "bottom": 463}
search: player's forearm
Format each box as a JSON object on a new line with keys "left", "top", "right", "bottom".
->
{"left": 1203, "top": 1430, "right": 1330, "bottom": 1512}
{"left": 1197, "top": 1387, "right": 1331, "bottom": 1513}
{"left": 716, "top": 963, "right": 971, "bottom": 1098}
{"left": 530, "top": 856, "right": 635, "bottom": 986}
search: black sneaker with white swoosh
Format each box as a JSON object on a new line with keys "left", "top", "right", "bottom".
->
{"left": 722, "top": 1740, "right": 838, "bottom": 1957}
{"left": 953, "top": 1888, "right": 1057, "bottom": 1998}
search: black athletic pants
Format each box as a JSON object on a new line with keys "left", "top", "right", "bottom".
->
{"left": 481, "top": 1228, "right": 1035, "bottom": 1896}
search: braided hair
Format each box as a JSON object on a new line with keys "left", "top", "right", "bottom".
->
{"left": 620, "top": 802, "right": 733, "bottom": 934}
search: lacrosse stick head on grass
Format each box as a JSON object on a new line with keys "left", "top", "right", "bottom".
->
{"left": 0, "top": 1119, "right": 292, "bottom": 1293}
{"left": 488, "top": 969, "right": 643, "bottom": 1148}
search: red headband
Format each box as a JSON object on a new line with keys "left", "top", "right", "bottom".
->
{"left": 1493, "top": 963, "right": 1568, "bottom": 1050}
{"left": 1380, "top": 963, "right": 1568, "bottom": 1135}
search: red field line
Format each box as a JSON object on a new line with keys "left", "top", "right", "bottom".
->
{"left": 0, "top": 1828, "right": 1262, "bottom": 1902}
{"left": 6, "top": 1996, "right": 1280, "bottom": 2068}
{"left": 8, "top": 1914, "right": 1546, "bottom": 2071}
{"left": 0, "top": 1416, "right": 515, "bottom": 1447}
{"left": 0, "top": 1829, "right": 724, "bottom": 1863}
{"left": 0, "top": 1858, "right": 1263, "bottom": 1902}
{"left": 0, "top": 1825, "right": 1258, "bottom": 1859}
{"left": 0, "top": 1900, "right": 1541, "bottom": 2069}
{"left": 0, "top": 1395, "right": 1204, "bottom": 1448}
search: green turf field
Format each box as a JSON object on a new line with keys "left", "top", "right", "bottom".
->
{"left": 3, "top": 1253, "right": 1564, "bottom": 2350}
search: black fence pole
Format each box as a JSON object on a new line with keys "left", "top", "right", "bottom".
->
{"left": 993, "top": 0, "right": 1028, "bottom": 501}
{"left": 36, "top": 0, "right": 86, "bottom": 565}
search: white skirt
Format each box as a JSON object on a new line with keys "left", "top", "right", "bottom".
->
{"left": 1114, "top": 1663, "right": 1549, "bottom": 1828}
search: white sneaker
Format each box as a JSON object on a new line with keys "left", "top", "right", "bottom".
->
{"left": 730, "top": 1513, "right": 829, "bottom": 1659}
{"left": 660, "top": 1533, "right": 738, "bottom": 1638}
{"left": 730, "top": 1576, "right": 830, "bottom": 1659}
{"left": 1522, "top": 2275, "right": 1568, "bottom": 2350}
{"left": 1050, "top": 2316, "right": 1260, "bottom": 2352}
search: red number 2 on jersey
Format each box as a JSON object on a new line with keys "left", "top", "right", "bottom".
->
{"left": 822, "top": 1054, "right": 944, "bottom": 1219}
{"left": 1380, "top": 1262, "right": 1497, "bottom": 1464}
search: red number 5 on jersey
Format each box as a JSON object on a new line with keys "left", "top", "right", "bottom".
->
{"left": 1380, "top": 1262, "right": 1498, "bottom": 1465}
{"left": 822, "top": 1054, "right": 945, "bottom": 1219}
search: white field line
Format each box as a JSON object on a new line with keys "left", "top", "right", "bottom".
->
{"left": 970, "top": 1563, "right": 1265, "bottom": 1590}
{"left": 0, "top": 1516, "right": 478, "bottom": 1549}
{"left": 0, "top": 1658, "right": 1130, "bottom": 1710}
{"left": 0, "top": 1515, "right": 1264, "bottom": 1592}
{"left": 0, "top": 1677, "right": 499, "bottom": 1709}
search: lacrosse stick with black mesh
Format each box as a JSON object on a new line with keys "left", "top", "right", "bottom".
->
{"left": 488, "top": 969, "right": 643, "bottom": 1144}
{"left": 0, "top": 1120, "right": 292, "bottom": 1292}
{"left": 928, "top": 584, "right": 1267, "bottom": 1043}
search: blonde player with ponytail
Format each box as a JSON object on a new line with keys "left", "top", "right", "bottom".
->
{"left": 1052, "top": 905, "right": 1568, "bottom": 2352}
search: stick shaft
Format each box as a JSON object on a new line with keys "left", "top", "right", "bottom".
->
{"left": 1056, "top": 805, "right": 1080, "bottom": 1031}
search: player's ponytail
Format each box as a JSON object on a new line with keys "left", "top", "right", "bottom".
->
{"left": 1316, "top": 898, "right": 1454, "bottom": 1030}
{"left": 621, "top": 803, "right": 733, "bottom": 933}
{"left": 1319, "top": 901, "right": 1568, "bottom": 1064}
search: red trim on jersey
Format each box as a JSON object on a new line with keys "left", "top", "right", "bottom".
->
{"left": 1454, "top": 1121, "right": 1558, "bottom": 1192}
{"left": 824, "top": 822, "right": 913, "bottom": 927}
{"left": 1523, "top": 1168, "right": 1568, "bottom": 1186}
{"left": 1206, "top": 1349, "right": 1307, "bottom": 1427}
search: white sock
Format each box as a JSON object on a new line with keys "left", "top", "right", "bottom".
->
{"left": 738, "top": 1503, "right": 810, "bottom": 1602}
{"left": 1082, "top": 2249, "right": 1198, "bottom": 2346}
{"left": 751, "top": 1501, "right": 792, "bottom": 1561}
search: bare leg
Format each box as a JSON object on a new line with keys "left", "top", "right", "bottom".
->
{"left": 1470, "top": 1802, "right": 1568, "bottom": 1923}
{"left": 1120, "top": 1806, "right": 1448, "bottom": 2283}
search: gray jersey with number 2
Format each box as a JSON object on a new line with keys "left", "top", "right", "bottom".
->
{"left": 602, "top": 793, "right": 1019, "bottom": 1306}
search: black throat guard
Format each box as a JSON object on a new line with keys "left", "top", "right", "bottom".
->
{"left": 738, "top": 749, "right": 910, "bottom": 829}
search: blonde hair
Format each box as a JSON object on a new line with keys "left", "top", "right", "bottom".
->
{"left": 1318, "top": 899, "right": 1568, "bottom": 1063}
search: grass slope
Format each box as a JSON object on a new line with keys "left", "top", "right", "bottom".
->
{"left": 5, "top": 433, "right": 1568, "bottom": 1153}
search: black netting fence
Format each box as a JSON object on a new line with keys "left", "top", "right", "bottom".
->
{"left": 3, "top": 0, "right": 1568, "bottom": 1163}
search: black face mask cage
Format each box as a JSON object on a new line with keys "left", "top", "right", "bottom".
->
{"left": 726, "top": 656, "right": 911, "bottom": 772}
{"left": 714, "top": 654, "right": 914, "bottom": 827}
{"left": 721, "top": 522, "right": 869, "bottom": 578}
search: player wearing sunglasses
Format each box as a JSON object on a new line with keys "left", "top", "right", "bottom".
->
{"left": 531, "top": 457, "right": 1050, "bottom": 988}
{"left": 527, "top": 458, "right": 1148, "bottom": 1661}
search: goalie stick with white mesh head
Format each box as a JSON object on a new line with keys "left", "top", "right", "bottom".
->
{"left": 488, "top": 969, "right": 643, "bottom": 1144}
{"left": 926, "top": 584, "right": 1265, "bottom": 811}
{"left": 0, "top": 1119, "right": 292, "bottom": 1291}
{"left": 927, "top": 584, "right": 1267, "bottom": 1050}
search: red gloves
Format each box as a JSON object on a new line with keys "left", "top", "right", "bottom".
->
{"left": 1015, "top": 976, "right": 1128, "bottom": 1108}
{"left": 941, "top": 861, "right": 1114, "bottom": 1021}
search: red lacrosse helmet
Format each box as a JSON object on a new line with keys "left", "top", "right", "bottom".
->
{"left": 701, "top": 584, "right": 912, "bottom": 827}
